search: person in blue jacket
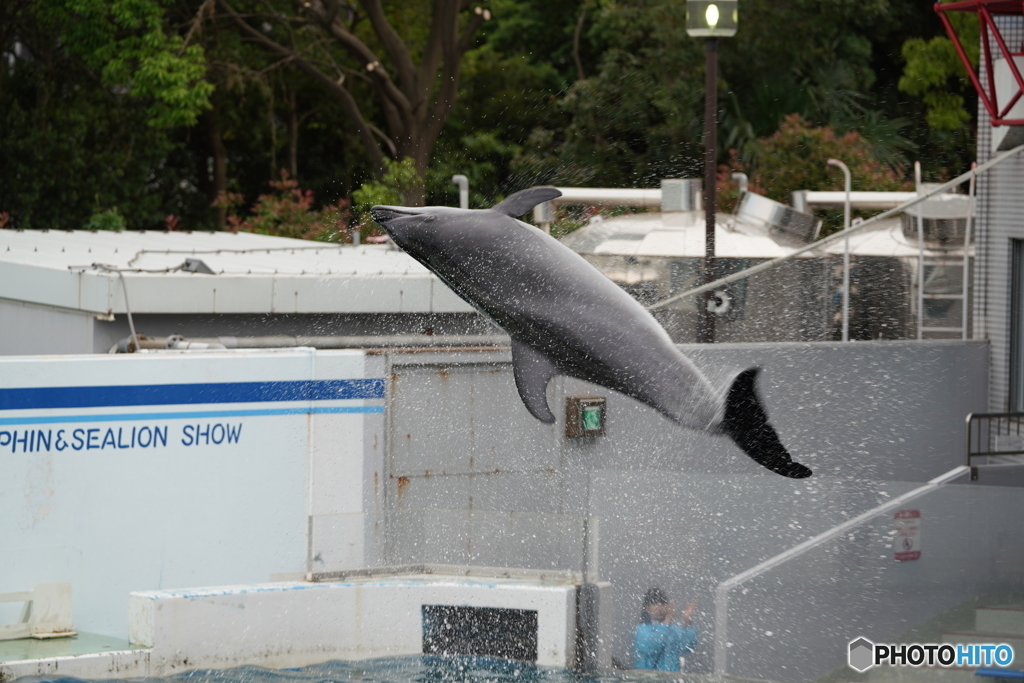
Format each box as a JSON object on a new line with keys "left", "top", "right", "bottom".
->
{"left": 634, "top": 588, "right": 698, "bottom": 672}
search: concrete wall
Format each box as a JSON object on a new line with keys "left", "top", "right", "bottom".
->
{"left": 365, "top": 340, "right": 991, "bottom": 674}
{"left": 128, "top": 575, "right": 581, "bottom": 671}
{"left": 0, "top": 349, "right": 383, "bottom": 638}
{"left": 0, "top": 298, "right": 94, "bottom": 355}
{"left": 377, "top": 341, "right": 989, "bottom": 525}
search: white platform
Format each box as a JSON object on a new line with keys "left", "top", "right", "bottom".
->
{"left": 128, "top": 572, "right": 601, "bottom": 673}
{"left": 2, "top": 570, "right": 610, "bottom": 679}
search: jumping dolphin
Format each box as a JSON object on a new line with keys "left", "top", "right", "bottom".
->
{"left": 371, "top": 187, "right": 811, "bottom": 478}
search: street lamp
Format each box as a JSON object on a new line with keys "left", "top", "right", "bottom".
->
{"left": 687, "top": 0, "right": 737, "bottom": 343}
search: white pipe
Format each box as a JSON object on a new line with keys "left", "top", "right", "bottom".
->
{"left": 731, "top": 173, "right": 748, "bottom": 195}
{"left": 549, "top": 187, "right": 662, "bottom": 208}
{"left": 188, "top": 334, "right": 510, "bottom": 349}
{"left": 712, "top": 465, "right": 970, "bottom": 675}
{"left": 827, "top": 159, "right": 852, "bottom": 342}
{"left": 916, "top": 162, "right": 925, "bottom": 340}
{"left": 963, "top": 163, "right": 977, "bottom": 340}
{"left": 550, "top": 188, "right": 915, "bottom": 210}
{"left": 646, "top": 143, "right": 1024, "bottom": 311}
{"left": 798, "top": 191, "right": 916, "bottom": 210}
{"left": 451, "top": 175, "right": 469, "bottom": 210}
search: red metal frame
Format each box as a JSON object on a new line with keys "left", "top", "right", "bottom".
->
{"left": 936, "top": 0, "right": 1024, "bottom": 125}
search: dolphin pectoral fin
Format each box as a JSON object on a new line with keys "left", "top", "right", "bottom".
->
{"left": 721, "top": 368, "right": 813, "bottom": 479}
{"left": 511, "top": 339, "right": 559, "bottom": 423}
{"left": 491, "top": 186, "right": 563, "bottom": 218}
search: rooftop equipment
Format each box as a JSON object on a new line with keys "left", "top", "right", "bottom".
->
{"left": 900, "top": 191, "right": 974, "bottom": 248}
{"left": 732, "top": 191, "right": 821, "bottom": 246}
{"left": 557, "top": 183, "right": 973, "bottom": 342}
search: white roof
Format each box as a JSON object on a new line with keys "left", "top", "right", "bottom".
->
{"left": 560, "top": 211, "right": 972, "bottom": 259}
{"left": 0, "top": 229, "right": 473, "bottom": 315}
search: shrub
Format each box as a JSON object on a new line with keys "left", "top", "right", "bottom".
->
{"left": 217, "top": 171, "right": 350, "bottom": 242}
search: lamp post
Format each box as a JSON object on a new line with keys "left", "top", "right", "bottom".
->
{"left": 687, "top": 0, "right": 737, "bottom": 343}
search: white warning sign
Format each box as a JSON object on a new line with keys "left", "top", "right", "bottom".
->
{"left": 894, "top": 509, "right": 921, "bottom": 562}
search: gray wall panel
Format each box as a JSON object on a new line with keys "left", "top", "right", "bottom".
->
{"left": 975, "top": 17, "right": 1024, "bottom": 410}
{"left": 384, "top": 341, "right": 989, "bottom": 515}
{"left": 0, "top": 298, "right": 94, "bottom": 355}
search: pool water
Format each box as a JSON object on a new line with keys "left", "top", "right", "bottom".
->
{"left": 12, "top": 656, "right": 762, "bottom": 683}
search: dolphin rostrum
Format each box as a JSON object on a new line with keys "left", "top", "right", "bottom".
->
{"left": 371, "top": 187, "right": 811, "bottom": 478}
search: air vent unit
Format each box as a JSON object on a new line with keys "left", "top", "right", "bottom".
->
{"left": 733, "top": 192, "right": 821, "bottom": 246}
{"left": 900, "top": 193, "right": 973, "bottom": 249}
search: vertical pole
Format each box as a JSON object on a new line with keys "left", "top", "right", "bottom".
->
{"left": 576, "top": 471, "right": 599, "bottom": 673}
{"left": 713, "top": 586, "right": 729, "bottom": 675}
{"left": 915, "top": 162, "right": 925, "bottom": 340}
{"left": 827, "top": 159, "right": 852, "bottom": 342}
{"left": 701, "top": 37, "right": 718, "bottom": 344}
{"left": 963, "top": 162, "right": 976, "bottom": 340}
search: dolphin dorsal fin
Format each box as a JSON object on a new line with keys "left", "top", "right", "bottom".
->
{"left": 510, "top": 339, "right": 559, "bottom": 424}
{"left": 491, "top": 186, "right": 562, "bottom": 218}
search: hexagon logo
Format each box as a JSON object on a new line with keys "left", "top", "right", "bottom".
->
{"left": 849, "top": 637, "right": 875, "bottom": 672}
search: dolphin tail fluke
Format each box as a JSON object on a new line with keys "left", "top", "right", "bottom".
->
{"left": 511, "top": 339, "right": 559, "bottom": 423}
{"left": 491, "top": 186, "right": 563, "bottom": 218}
{"left": 721, "top": 368, "right": 812, "bottom": 479}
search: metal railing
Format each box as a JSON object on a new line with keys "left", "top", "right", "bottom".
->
{"left": 712, "top": 465, "right": 971, "bottom": 676}
{"left": 966, "top": 412, "right": 1024, "bottom": 466}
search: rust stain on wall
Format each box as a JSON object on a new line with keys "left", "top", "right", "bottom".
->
{"left": 396, "top": 476, "right": 410, "bottom": 500}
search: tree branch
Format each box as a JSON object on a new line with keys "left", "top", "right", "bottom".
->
{"left": 317, "top": 14, "right": 412, "bottom": 115}
{"left": 368, "top": 123, "right": 397, "bottom": 158}
{"left": 218, "top": 0, "right": 385, "bottom": 172}
{"left": 181, "top": 0, "right": 216, "bottom": 51}
{"left": 457, "top": 9, "right": 486, "bottom": 55}
{"left": 359, "top": 0, "right": 417, "bottom": 90}
{"left": 425, "top": 1, "right": 466, "bottom": 145}
{"left": 573, "top": 3, "right": 587, "bottom": 81}
{"left": 417, "top": 0, "right": 456, "bottom": 107}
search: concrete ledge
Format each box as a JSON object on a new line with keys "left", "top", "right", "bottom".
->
{"left": 129, "top": 573, "right": 589, "bottom": 674}
{"left": 0, "top": 649, "right": 150, "bottom": 682}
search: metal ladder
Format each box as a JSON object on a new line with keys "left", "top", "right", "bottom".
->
{"left": 915, "top": 163, "right": 975, "bottom": 340}
{"left": 918, "top": 254, "right": 969, "bottom": 338}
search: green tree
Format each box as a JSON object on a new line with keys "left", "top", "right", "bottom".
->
{"left": 217, "top": 0, "right": 489, "bottom": 204}
{"left": 0, "top": 0, "right": 212, "bottom": 229}
{"left": 898, "top": 8, "right": 979, "bottom": 130}
{"left": 511, "top": 0, "right": 705, "bottom": 188}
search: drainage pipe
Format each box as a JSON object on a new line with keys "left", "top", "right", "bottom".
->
{"left": 111, "top": 333, "right": 510, "bottom": 352}
{"left": 963, "top": 163, "right": 976, "bottom": 340}
{"left": 827, "top": 159, "right": 852, "bottom": 342}
{"left": 202, "top": 334, "right": 509, "bottom": 348}
{"left": 915, "top": 162, "right": 925, "bottom": 340}
{"left": 451, "top": 174, "right": 470, "bottom": 210}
